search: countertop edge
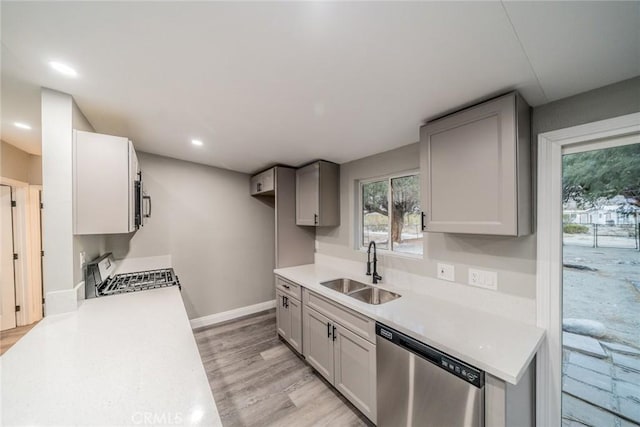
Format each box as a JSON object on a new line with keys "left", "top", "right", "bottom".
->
{"left": 274, "top": 265, "right": 546, "bottom": 386}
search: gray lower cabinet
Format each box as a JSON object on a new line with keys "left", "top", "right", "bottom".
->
{"left": 333, "top": 323, "right": 377, "bottom": 422}
{"left": 303, "top": 306, "right": 334, "bottom": 381}
{"left": 303, "top": 303, "right": 377, "bottom": 423}
{"left": 288, "top": 297, "right": 302, "bottom": 352}
{"left": 275, "top": 290, "right": 302, "bottom": 354}
{"left": 420, "top": 91, "right": 531, "bottom": 236}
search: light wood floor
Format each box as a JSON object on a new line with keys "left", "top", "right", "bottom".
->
{"left": 0, "top": 321, "right": 39, "bottom": 356}
{"left": 194, "top": 310, "right": 373, "bottom": 427}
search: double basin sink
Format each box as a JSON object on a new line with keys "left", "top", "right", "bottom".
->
{"left": 319, "top": 278, "right": 401, "bottom": 305}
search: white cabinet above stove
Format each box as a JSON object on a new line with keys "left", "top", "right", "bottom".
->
{"left": 73, "top": 130, "right": 144, "bottom": 234}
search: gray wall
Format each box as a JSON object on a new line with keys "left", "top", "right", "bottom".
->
{"left": 316, "top": 76, "right": 640, "bottom": 301}
{"left": 105, "top": 152, "right": 275, "bottom": 319}
{"left": 315, "top": 143, "right": 537, "bottom": 299}
{"left": 1, "top": 140, "right": 42, "bottom": 185}
{"left": 532, "top": 76, "right": 640, "bottom": 136}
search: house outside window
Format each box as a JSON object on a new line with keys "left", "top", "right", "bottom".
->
{"left": 359, "top": 172, "right": 423, "bottom": 256}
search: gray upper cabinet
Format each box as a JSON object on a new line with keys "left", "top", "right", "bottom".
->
{"left": 73, "top": 130, "right": 139, "bottom": 235}
{"left": 296, "top": 161, "right": 340, "bottom": 226}
{"left": 250, "top": 168, "right": 275, "bottom": 195}
{"left": 420, "top": 92, "right": 531, "bottom": 236}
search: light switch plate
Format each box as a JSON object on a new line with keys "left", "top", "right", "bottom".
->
{"left": 437, "top": 263, "right": 455, "bottom": 282}
{"left": 468, "top": 268, "right": 498, "bottom": 290}
{"left": 79, "top": 251, "right": 86, "bottom": 267}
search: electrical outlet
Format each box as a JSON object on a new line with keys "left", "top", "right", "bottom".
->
{"left": 468, "top": 268, "right": 498, "bottom": 290}
{"left": 437, "top": 263, "right": 455, "bottom": 282}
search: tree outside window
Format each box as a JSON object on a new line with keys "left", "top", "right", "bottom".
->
{"left": 361, "top": 173, "right": 422, "bottom": 255}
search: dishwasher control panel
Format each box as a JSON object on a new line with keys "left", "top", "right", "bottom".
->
{"left": 437, "top": 353, "right": 482, "bottom": 387}
{"left": 376, "top": 323, "right": 484, "bottom": 388}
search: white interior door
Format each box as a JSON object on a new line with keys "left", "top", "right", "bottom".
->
{"left": 1, "top": 185, "right": 17, "bottom": 330}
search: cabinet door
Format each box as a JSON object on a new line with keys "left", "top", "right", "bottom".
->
{"left": 421, "top": 93, "right": 520, "bottom": 235}
{"left": 276, "top": 291, "right": 290, "bottom": 340}
{"left": 302, "top": 306, "right": 334, "bottom": 382}
{"left": 317, "top": 161, "right": 340, "bottom": 226}
{"left": 288, "top": 297, "right": 303, "bottom": 354}
{"left": 296, "top": 163, "right": 319, "bottom": 226}
{"left": 74, "top": 130, "right": 130, "bottom": 234}
{"left": 260, "top": 168, "right": 275, "bottom": 193}
{"left": 250, "top": 174, "right": 262, "bottom": 195}
{"left": 333, "top": 323, "right": 377, "bottom": 423}
{"left": 250, "top": 168, "right": 275, "bottom": 195}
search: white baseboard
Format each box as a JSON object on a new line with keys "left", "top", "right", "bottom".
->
{"left": 190, "top": 299, "right": 276, "bottom": 329}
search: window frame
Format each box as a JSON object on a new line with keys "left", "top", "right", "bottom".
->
{"left": 357, "top": 169, "right": 422, "bottom": 259}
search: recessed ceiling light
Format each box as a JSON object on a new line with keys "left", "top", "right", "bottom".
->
{"left": 48, "top": 61, "right": 78, "bottom": 77}
{"left": 14, "top": 122, "right": 32, "bottom": 130}
{"left": 191, "top": 139, "right": 203, "bottom": 146}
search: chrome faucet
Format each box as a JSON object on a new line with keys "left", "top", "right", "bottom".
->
{"left": 366, "top": 241, "right": 382, "bottom": 284}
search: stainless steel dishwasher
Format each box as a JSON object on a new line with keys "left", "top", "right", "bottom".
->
{"left": 376, "top": 323, "right": 485, "bottom": 427}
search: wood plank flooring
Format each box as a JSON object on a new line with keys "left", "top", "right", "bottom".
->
{"left": 1, "top": 321, "right": 39, "bottom": 356}
{"left": 194, "top": 310, "right": 373, "bottom": 427}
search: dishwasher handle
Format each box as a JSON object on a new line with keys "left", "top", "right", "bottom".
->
{"left": 376, "top": 322, "right": 484, "bottom": 388}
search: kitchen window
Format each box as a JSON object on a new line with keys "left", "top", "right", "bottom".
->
{"left": 360, "top": 172, "right": 423, "bottom": 256}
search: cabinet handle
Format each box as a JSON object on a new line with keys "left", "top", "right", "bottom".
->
{"left": 284, "top": 296, "right": 289, "bottom": 308}
{"left": 314, "top": 213, "right": 318, "bottom": 225}
{"left": 421, "top": 211, "right": 426, "bottom": 231}
{"left": 282, "top": 296, "right": 285, "bottom": 307}
{"left": 283, "top": 284, "right": 290, "bottom": 290}
{"left": 332, "top": 325, "right": 337, "bottom": 341}
{"left": 257, "top": 182, "right": 262, "bottom": 192}
{"left": 143, "top": 195, "right": 152, "bottom": 218}
{"left": 327, "top": 322, "right": 331, "bottom": 338}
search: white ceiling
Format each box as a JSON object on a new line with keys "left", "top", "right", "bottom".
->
{"left": 1, "top": 1, "right": 638, "bottom": 173}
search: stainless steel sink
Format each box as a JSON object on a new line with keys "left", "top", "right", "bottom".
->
{"left": 348, "top": 287, "right": 401, "bottom": 305}
{"left": 320, "top": 278, "right": 368, "bottom": 294}
{"left": 319, "top": 278, "right": 401, "bottom": 305}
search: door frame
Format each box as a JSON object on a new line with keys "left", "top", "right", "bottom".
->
{"left": 0, "top": 177, "right": 43, "bottom": 326}
{"left": 535, "top": 112, "right": 640, "bottom": 426}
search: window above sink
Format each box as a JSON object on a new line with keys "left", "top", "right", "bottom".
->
{"left": 359, "top": 171, "right": 423, "bottom": 257}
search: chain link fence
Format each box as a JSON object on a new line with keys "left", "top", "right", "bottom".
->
{"left": 563, "top": 223, "right": 640, "bottom": 250}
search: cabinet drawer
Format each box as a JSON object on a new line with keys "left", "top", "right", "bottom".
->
{"left": 304, "top": 290, "right": 375, "bottom": 344}
{"left": 275, "top": 276, "right": 302, "bottom": 300}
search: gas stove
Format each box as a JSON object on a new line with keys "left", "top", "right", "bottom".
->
{"left": 85, "top": 253, "right": 180, "bottom": 298}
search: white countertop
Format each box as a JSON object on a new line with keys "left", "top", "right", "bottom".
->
{"left": 1, "top": 287, "right": 221, "bottom": 426}
{"left": 274, "top": 263, "right": 545, "bottom": 385}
